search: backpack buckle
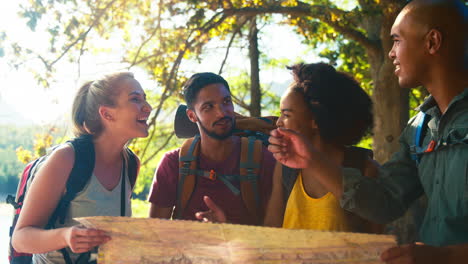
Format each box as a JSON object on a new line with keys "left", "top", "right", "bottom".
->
{"left": 209, "top": 170, "right": 216, "bottom": 181}
{"left": 6, "top": 195, "right": 20, "bottom": 209}
{"left": 424, "top": 140, "right": 436, "bottom": 153}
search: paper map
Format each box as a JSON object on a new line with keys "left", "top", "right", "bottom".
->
{"left": 76, "top": 216, "right": 396, "bottom": 264}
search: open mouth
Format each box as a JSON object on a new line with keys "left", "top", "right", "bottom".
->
{"left": 137, "top": 117, "right": 149, "bottom": 126}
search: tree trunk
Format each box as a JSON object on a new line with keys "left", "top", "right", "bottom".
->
{"left": 365, "top": 1, "right": 409, "bottom": 164}
{"left": 369, "top": 2, "right": 423, "bottom": 244}
{"left": 248, "top": 16, "right": 261, "bottom": 117}
{"left": 371, "top": 58, "right": 408, "bottom": 163}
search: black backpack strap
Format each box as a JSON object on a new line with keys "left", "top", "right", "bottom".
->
{"left": 46, "top": 135, "right": 95, "bottom": 264}
{"left": 281, "top": 165, "right": 299, "bottom": 203}
{"left": 124, "top": 148, "right": 139, "bottom": 189}
{"left": 47, "top": 135, "right": 96, "bottom": 228}
{"left": 120, "top": 155, "right": 127, "bottom": 217}
{"left": 60, "top": 248, "right": 74, "bottom": 264}
{"left": 342, "top": 146, "right": 373, "bottom": 174}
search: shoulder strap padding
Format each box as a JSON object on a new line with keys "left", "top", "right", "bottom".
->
{"left": 124, "top": 148, "right": 139, "bottom": 189}
{"left": 176, "top": 135, "right": 200, "bottom": 219}
{"left": 342, "top": 146, "right": 373, "bottom": 174}
{"left": 48, "top": 135, "right": 95, "bottom": 227}
{"left": 281, "top": 165, "right": 299, "bottom": 203}
{"left": 239, "top": 136, "right": 262, "bottom": 224}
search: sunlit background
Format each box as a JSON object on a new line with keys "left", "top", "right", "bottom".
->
{"left": 0, "top": 0, "right": 401, "bottom": 262}
{"left": 0, "top": 1, "right": 328, "bottom": 261}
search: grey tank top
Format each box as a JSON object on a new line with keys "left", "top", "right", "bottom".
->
{"left": 33, "top": 157, "right": 132, "bottom": 264}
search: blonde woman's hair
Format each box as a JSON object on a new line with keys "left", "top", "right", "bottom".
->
{"left": 71, "top": 72, "right": 135, "bottom": 137}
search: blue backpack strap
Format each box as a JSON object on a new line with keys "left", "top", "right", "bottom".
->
{"left": 411, "top": 112, "right": 429, "bottom": 164}
{"left": 239, "top": 136, "right": 262, "bottom": 224}
{"left": 175, "top": 135, "right": 200, "bottom": 219}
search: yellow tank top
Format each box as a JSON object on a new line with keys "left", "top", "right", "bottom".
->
{"left": 282, "top": 172, "right": 352, "bottom": 231}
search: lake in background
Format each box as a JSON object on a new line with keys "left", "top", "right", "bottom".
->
{"left": 1, "top": 193, "right": 14, "bottom": 263}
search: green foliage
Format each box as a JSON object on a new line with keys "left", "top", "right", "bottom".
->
{"left": 0, "top": 125, "right": 37, "bottom": 193}
{"left": 356, "top": 135, "right": 373, "bottom": 150}
{"left": 131, "top": 198, "right": 151, "bottom": 218}
{"left": 3, "top": 0, "right": 412, "bottom": 174}
{"left": 409, "top": 86, "right": 429, "bottom": 118}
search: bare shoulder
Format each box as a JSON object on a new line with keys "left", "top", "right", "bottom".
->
{"left": 34, "top": 144, "right": 75, "bottom": 183}
{"left": 49, "top": 144, "right": 75, "bottom": 166}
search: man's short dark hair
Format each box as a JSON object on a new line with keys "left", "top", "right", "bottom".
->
{"left": 183, "top": 72, "right": 230, "bottom": 108}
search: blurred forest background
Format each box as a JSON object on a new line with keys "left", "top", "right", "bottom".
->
{"left": 0, "top": 0, "right": 449, "bottom": 246}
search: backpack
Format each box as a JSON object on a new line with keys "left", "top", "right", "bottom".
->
{"left": 173, "top": 104, "right": 277, "bottom": 224}
{"left": 410, "top": 112, "right": 431, "bottom": 164}
{"left": 280, "top": 146, "right": 373, "bottom": 203}
{"left": 6, "top": 135, "right": 139, "bottom": 264}
{"left": 175, "top": 134, "right": 264, "bottom": 225}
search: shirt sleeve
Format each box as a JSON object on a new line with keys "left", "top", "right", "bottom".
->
{"left": 340, "top": 127, "right": 425, "bottom": 224}
{"left": 148, "top": 149, "right": 180, "bottom": 207}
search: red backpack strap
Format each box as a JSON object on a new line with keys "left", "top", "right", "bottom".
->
{"left": 175, "top": 135, "right": 200, "bottom": 219}
{"left": 239, "top": 136, "right": 262, "bottom": 225}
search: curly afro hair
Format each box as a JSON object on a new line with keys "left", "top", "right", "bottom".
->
{"left": 287, "top": 62, "right": 373, "bottom": 146}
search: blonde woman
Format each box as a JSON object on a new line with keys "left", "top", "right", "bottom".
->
{"left": 12, "top": 72, "right": 152, "bottom": 263}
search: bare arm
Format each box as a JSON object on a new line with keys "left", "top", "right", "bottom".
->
{"left": 12, "top": 145, "right": 109, "bottom": 254}
{"left": 361, "top": 158, "right": 385, "bottom": 234}
{"left": 149, "top": 204, "right": 173, "bottom": 219}
{"left": 263, "top": 162, "right": 285, "bottom": 227}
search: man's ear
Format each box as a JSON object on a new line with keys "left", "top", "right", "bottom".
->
{"left": 186, "top": 108, "right": 198, "bottom": 123}
{"left": 99, "top": 106, "right": 114, "bottom": 122}
{"left": 426, "top": 29, "right": 442, "bottom": 55}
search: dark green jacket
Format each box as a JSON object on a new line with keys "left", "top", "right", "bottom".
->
{"left": 341, "top": 88, "right": 468, "bottom": 246}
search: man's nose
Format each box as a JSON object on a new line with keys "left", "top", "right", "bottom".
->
{"left": 276, "top": 116, "right": 283, "bottom": 127}
{"left": 388, "top": 47, "right": 396, "bottom": 60}
{"left": 214, "top": 104, "right": 227, "bottom": 117}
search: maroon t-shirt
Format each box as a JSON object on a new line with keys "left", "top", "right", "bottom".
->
{"left": 148, "top": 136, "right": 274, "bottom": 225}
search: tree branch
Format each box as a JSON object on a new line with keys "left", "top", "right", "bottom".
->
{"left": 218, "top": 17, "right": 248, "bottom": 75}
{"left": 129, "top": 0, "right": 163, "bottom": 68}
{"left": 141, "top": 133, "right": 174, "bottom": 166}
{"left": 231, "top": 93, "right": 250, "bottom": 111}
{"left": 44, "top": 0, "right": 119, "bottom": 69}
{"left": 223, "top": 4, "right": 380, "bottom": 55}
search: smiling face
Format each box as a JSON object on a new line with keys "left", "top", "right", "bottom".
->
{"left": 186, "top": 83, "right": 235, "bottom": 140}
{"left": 388, "top": 10, "right": 429, "bottom": 88}
{"left": 103, "top": 77, "right": 152, "bottom": 139}
{"left": 276, "top": 89, "right": 316, "bottom": 137}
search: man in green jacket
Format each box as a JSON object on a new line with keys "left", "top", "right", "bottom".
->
{"left": 268, "top": 0, "right": 468, "bottom": 263}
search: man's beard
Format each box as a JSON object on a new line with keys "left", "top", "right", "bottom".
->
{"left": 198, "top": 116, "right": 235, "bottom": 140}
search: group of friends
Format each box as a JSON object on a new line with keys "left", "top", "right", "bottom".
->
{"left": 11, "top": 0, "right": 468, "bottom": 263}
